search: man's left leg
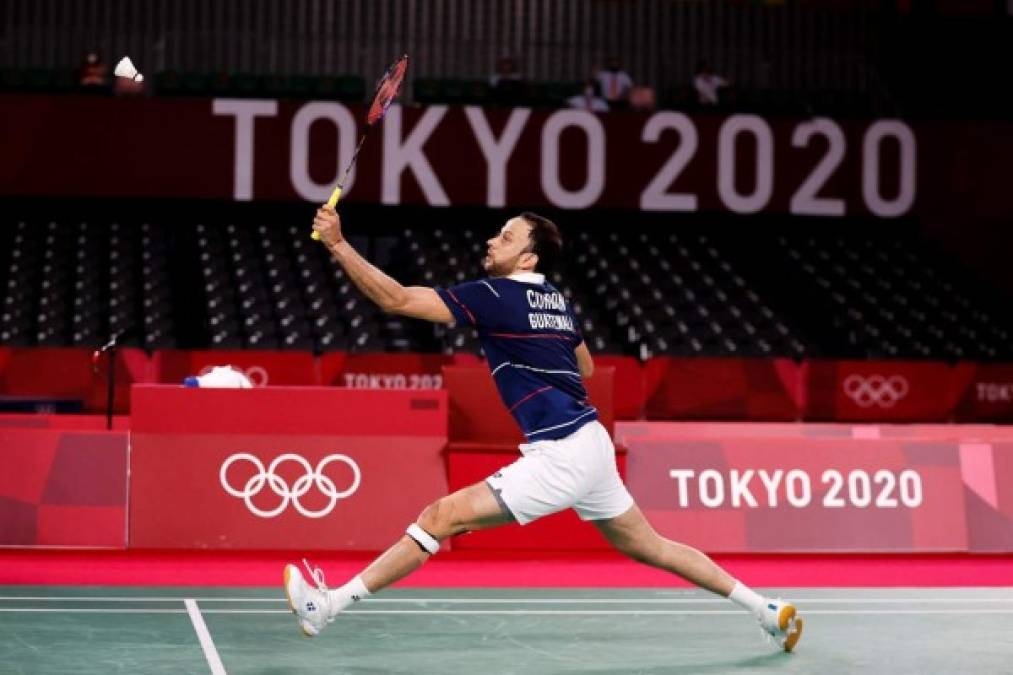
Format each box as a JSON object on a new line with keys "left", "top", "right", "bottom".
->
{"left": 594, "top": 503, "right": 804, "bottom": 652}
{"left": 284, "top": 481, "right": 513, "bottom": 636}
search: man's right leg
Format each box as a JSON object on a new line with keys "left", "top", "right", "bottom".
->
{"left": 284, "top": 481, "right": 513, "bottom": 636}
{"left": 594, "top": 503, "right": 803, "bottom": 652}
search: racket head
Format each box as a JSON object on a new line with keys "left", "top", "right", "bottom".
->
{"left": 366, "top": 54, "right": 408, "bottom": 125}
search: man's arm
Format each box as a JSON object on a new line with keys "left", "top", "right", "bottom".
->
{"left": 575, "top": 341, "right": 594, "bottom": 379}
{"left": 312, "top": 206, "right": 454, "bottom": 324}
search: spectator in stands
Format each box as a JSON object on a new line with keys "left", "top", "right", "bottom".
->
{"left": 79, "top": 50, "right": 109, "bottom": 89}
{"left": 490, "top": 55, "right": 524, "bottom": 105}
{"left": 567, "top": 79, "right": 609, "bottom": 112}
{"left": 114, "top": 73, "right": 146, "bottom": 97}
{"left": 595, "top": 56, "right": 633, "bottom": 110}
{"left": 694, "top": 60, "right": 729, "bottom": 107}
{"left": 628, "top": 85, "right": 657, "bottom": 112}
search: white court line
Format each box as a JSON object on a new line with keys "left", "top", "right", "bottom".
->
{"left": 3, "top": 608, "right": 1013, "bottom": 616}
{"left": 185, "top": 599, "right": 227, "bottom": 675}
{"left": 2, "top": 596, "right": 1013, "bottom": 604}
{"left": 0, "top": 608, "right": 187, "bottom": 613}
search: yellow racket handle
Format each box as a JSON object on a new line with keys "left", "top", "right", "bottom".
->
{"left": 310, "top": 186, "right": 344, "bottom": 240}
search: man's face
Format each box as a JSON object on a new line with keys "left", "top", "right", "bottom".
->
{"left": 484, "top": 217, "right": 535, "bottom": 277}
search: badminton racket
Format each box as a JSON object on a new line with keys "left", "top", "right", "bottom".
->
{"left": 311, "top": 54, "right": 409, "bottom": 240}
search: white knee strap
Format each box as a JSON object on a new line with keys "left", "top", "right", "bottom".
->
{"left": 406, "top": 523, "right": 440, "bottom": 555}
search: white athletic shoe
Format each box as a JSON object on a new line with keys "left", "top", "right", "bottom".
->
{"left": 283, "top": 559, "right": 334, "bottom": 637}
{"left": 758, "top": 598, "right": 804, "bottom": 652}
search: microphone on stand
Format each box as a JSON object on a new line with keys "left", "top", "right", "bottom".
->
{"left": 91, "top": 327, "right": 135, "bottom": 429}
{"left": 91, "top": 328, "right": 135, "bottom": 374}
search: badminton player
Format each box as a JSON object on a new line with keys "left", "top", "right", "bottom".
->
{"left": 284, "top": 206, "right": 804, "bottom": 651}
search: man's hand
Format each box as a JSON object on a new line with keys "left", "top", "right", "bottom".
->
{"left": 312, "top": 205, "right": 343, "bottom": 247}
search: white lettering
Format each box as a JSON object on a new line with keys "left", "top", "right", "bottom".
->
{"left": 527, "top": 313, "right": 575, "bottom": 331}
{"left": 290, "top": 102, "right": 358, "bottom": 202}
{"left": 729, "top": 469, "right": 758, "bottom": 508}
{"left": 213, "top": 99, "right": 279, "bottom": 201}
{"left": 785, "top": 470, "right": 811, "bottom": 507}
{"left": 341, "top": 372, "right": 430, "bottom": 389}
{"left": 789, "top": 118, "right": 846, "bottom": 216}
{"left": 540, "top": 110, "right": 605, "bottom": 208}
{"left": 977, "top": 383, "right": 1013, "bottom": 402}
{"left": 669, "top": 469, "right": 694, "bottom": 508}
{"left": 757, "top": 469, "right": 784, "bottom": 507}
{"left": 862, "top": 120, "right": 916, "bottom": 217}
{"left": 639, "top": 111, "right": 699, "bottom": 211}
{"left": 525, "top": 289, "right": 566, "bottom": 311}
{"left": 463, "top": 107, "right": 531, "bottom": 208}
{"left": 699, "top": 469, "right": 725, "bottom": 508}
{"left": 666, "top": 468, "right": 922, "bottom": 509}
{"left": 382, "top": 105, "right": 450, "bottom": 206}
{"left": 717, "top": 114, "right": 774, "bottom": 213}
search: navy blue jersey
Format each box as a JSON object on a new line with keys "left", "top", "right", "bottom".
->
{"left": 436, "top": 272, "right": 597, "bottom": 442}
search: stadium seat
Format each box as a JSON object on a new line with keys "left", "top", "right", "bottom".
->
{"left": 1, "top": 215, "right": 1010, "bottom": 362}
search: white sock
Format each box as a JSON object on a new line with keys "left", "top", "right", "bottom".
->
{"left": 327, "top": 575, "right": 371, "bottom": 616}
{"left": 727, "top": 580, "right": 766, "bottom": 616}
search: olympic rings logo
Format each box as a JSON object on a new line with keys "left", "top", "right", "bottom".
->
{"left": 219, "top": 453, "right": 361, "bottom": 518}
{"left": 842, "top": 374, "right": 909, "bottom": 408}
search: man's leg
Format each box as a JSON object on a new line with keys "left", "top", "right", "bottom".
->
{"left": 284, "top": 481, "right": 513, "bottom": 636}
{"left": 360, "top": 481, "right": 514, "bottom": 591}
{"left": 593, "top": 503, "right": 735, "bottom": 595}
{"left": 594, "top": 503, "right": 803, "bottom": 651}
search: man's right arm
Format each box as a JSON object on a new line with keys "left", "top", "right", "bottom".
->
{"left": 313, "top": 207, "right": 454, "bottom": 325}
{"left": 575, "top": 341, "right": 594, "bottom": 379}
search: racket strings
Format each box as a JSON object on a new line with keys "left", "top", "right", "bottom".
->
{"left": 367, "top": 55, "right": 408, "bottom": 125}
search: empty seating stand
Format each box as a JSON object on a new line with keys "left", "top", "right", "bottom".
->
{"left": 1, "top": 217, "right": 1010, "bottom": 363}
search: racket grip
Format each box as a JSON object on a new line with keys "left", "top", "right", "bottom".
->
{"left": 311, "top": 186, "right": 345, "bottom": 240}
{"left": 326, "top": 186, "right": 343, "bottom": 209}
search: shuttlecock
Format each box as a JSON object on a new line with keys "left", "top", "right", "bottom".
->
{"left": 114, "top": 56, "right": 144, "bottom": 83}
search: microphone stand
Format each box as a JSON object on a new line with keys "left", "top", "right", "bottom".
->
{"left": 94, "top": 332, "right": 123, "bottom": 431}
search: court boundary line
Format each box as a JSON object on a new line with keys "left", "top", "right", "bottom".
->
{"left": 2, "top": 595, "right": 1012, "bottom": 604}
{"left": 185, "top": 599, "right": 227, "bottom": 675}
{"left": 4, "top": 607, "right": 1013, "bottom": 616}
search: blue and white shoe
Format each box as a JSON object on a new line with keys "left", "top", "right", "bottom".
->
{"left": 283, "top": 560, "right": 334, "bottom": 637}
{"left": 759, "top": 598, "right": 804, "bottom": 652}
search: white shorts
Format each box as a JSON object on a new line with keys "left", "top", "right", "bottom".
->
{"left": 486, "top": 420, "right": 634, "bottom": 525}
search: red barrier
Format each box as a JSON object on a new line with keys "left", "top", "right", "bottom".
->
{"left": 952, "top": 362, "right": 1013, "bottom": 423}
{"left": 620, "top": 422, "right": 1013, "bottom": 552}
{"left": 129, "top": 385, "right": 448, "bottom": 550}
{"left": 2, "top": 346, "right": 1012, "bottom": 423}
{"left": 805, "top": 359, "right": 956, "bottom": 422}
{"left": 962, "top": 441, "right": 1013, "bottom": 551}
{"left": 153, "top": 349, "right": 317, "bottom": 386}
{"left": 594, "top": 355, "right": 644, "bottom": 419}
{"left": 444, "top": 365, "right": 615, "bottom": 443}
{"left": 0, "top": 414, "right": 130, "bottom": 430}
{"left": 644, "top": 357, "right": 803, "bottom": 421}
{"left": 0, "top": 347, "right": 150, "bottom": 413}
{"left": 618, "top": 420, "right": 1013, "bottom": 441}
{"left": 322, "top": 352, "right": 481, "bottom": 389}
{"left": 0, "top": 428, "right": 128, "bottom": 547}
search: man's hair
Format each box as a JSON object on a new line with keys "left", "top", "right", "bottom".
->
{"left": 520, "top": 211, "right": 563, "bottom": 273}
